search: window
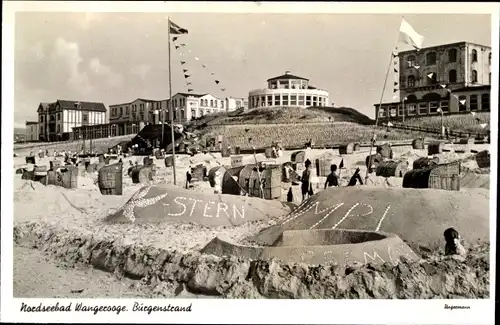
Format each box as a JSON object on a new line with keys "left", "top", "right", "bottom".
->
{"left": 126, "top": 107, "right": 130, "bottom": 114}
{"left": 440, "top": 100, "right": 449, "bottom": 113}
{"left": 427, "top": 72, "right": 438, "bottom": 85}
{"left": 312, "top": 96, "right": 317, "bottom": 106}
{"left": 390, "top": 106, "right": 397, "bottom": 117}
{"left": 426, "top": 52, "right": 437, "bottom": 65}
{"left": 378, "top": 107, "right": 386, "bottom": 117}
{"left": 40, "top": 116, "right": 44, "bottom": 122}
{"left": 472, "top": 49, "right": 478, "bottom": 62}
{"left": 407, "top": 75, "right": 416, "bottom": 87}
{"left": 458, "top": 95, "right": 467, "bottom": 112}
{"left": 481, "top": 93, "right": 490, "bottom": 111}
{"left": 221, "top": 101, "right": 224, "bottom": 109}
{"left": 472, "top": 70, "right": 478, "bottom": 83}
{"left": 429, "top": 101, "right": 439, "bottom": 114}
{"left": 298, "top": 95, "right": 305, "bottom": 106}
{"left": 267, "top": 95, "right": 273, "bottom": 106}
{"left": 448, "top": 49, "right": 457, "bottom": 63}
{"left": 57, "top": 113, "right": 61, "bottom": 120}
{"left": 470, "top": 95, "right": 478, "bottom": 111}
{"left": 418, "top": 103, "right": 428, "bottom": 115}
{"left": 283, "top": 95, "right": 289, "bottom": 106}
{"left": 274, "top": 95, "right": 280, "bottom": 106}
{"left": 191, "top": 109, "right": 196, "bottom": 118}
{"left": 489, "top": 53, "right": 492, "bottom": 65}
{"left": 120, "top": 107, "right": 123, "bottom": 115}
{"left": 489, "top": 73, "right": 491, "bottom": 84}
{"left": 289, "top": 95, "right": 296, "bottom": 106}
{"left": 57, "top": 125, "right": 60, "bottom": 133}
{"left": 398, "top": 104, "right": 404, "bottom": 116}
{"left": 449, "top": 70, "right": 457, "bottom": 83}
{"left": 407, "top": 55, "right": 416, "bottom": 67}
{"left": 306, "top": 95, "right": 311, "bottom": 106}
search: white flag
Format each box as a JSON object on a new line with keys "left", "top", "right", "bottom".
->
{"left": 195, "top": 57, "right": 200, "bottom": 60}
{"left": 440, "top": 84, "right": 446, "bottom": 89}
{"left": 437, "top": 107, "right": 442, "bottom": 113}
{"left": 154, "top": 110, "right": 159, "bottom": 114}
{"left": 480, "top": 123, "right": 487, "bottom": 129}
{"left": 471, "top": 112, "right": 476, "bottom": 116}
{"left": 387, "top": 122, "right": 394, "bottom": 127}
{"left": 460, "top": 99, "right": 466, "bottom": 105}
{"left": 399, "top": 19, "right": 425, "bottom": 49}
{"left": 427, "top": 72, "right": 435, "bottom": 79}
{"left": 414, "top": 65, "right": 420, "bottom": 70}
{"left": 392, "top": 94, "right": 399, "bottom": 100}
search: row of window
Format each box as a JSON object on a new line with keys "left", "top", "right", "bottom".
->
{"left": 407, "top": 49, "right": 491, "bottom": 67}
{"left": 405, "top": 70, "right": 490, "bottom": 88}
{"left": 379, "top": 93, "right": 490, "bottom": 117}
{"left": 249, "top": 94, "right": 328, "bottom": 108}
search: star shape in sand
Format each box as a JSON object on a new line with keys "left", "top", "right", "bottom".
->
{"left": 121, "top": 186, "right": 168, "bottom": 223}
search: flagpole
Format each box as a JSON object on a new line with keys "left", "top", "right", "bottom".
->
{"left": 367, "top": 16, "right": 404, "bottom": 184}
{"left": 167, "top": 18, "right": 177, "bottom": 186}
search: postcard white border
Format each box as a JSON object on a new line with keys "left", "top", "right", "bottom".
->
{"left": 2, "top": 2, "right": 498, "bottom": 324}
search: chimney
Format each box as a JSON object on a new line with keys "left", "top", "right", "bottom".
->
{"left": 285, "top": 71, "right": 291, "bottom": 75}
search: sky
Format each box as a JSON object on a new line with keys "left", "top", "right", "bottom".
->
{"left": 14, "top": 11, "right": 491, "bottom": 129}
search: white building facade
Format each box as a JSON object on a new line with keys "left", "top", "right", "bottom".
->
{"left": 248, "top": 72, "right": 329, "bottom": 109}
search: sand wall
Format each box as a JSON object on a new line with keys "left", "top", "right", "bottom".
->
{"left": 14, "top": 221, "right": 490, "bottom": 299}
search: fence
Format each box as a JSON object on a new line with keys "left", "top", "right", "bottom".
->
{"left": 387, "top": 122, "right": 489, "bottom": 139}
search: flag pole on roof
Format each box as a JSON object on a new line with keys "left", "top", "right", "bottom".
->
{"left": 165, "top": 18, "right": 188, "bottom": 186}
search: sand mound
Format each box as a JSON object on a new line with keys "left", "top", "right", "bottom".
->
{"left": 252, "top": 187, "right": 489, "bottom": 249}
{"left": 202, "top": 229, "right": 418, "bottom": 266}
{"left": 106, "top": 184, "right": 292, "bottom": 226}
{"left": 14, "top": 223, "right": 490, "bottom": 299}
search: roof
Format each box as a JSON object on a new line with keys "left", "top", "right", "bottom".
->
{"left": 39, "top": 102, "right": 52, "bottom": 109}
{"left": 110, "top": 98, "right": 162, "bottom": 107}
{"left": 174, "top": 92, "right": 207, "bottom": 98}
{"left": 56, "top": 100, "right": 107, "bottom": 112}
{"left": 452, "top": 85, "right": 491, "bottom": 93}
{"left": 398, "top": 41, "right": 491, "bottom": 55}
{"left": 267, "top": 73, "right": 309, "bottom": 82}
{"left": 25, "top": 121, "right": 38, "bottom": 125}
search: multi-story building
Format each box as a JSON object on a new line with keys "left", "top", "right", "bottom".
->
{"left": 375, "top": 41, "right": 491, "bottom": 122}
{"left": 248, "top": 71, "right": 330, "bottom": 109}
{"left": 37, "top": 100, "right": 107, "bottom": 141}
{"left": 25, "top": 121, "right": 39, "bottom": 142}
{"left": 169, "top": 92, "right": 231, "bottom": 123}
{"left": 108, "top": 98, "right": 166, "bottom": 136}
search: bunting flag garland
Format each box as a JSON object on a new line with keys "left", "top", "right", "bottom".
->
{"left": 173, "top": 40, "right": 229, "bottom": 94}
{"left": 480, "top": 123, "right": 487, "bottom": 129}
{"left": 440, "top": 84, "right": 446, "bottom": 89}
{"left": 387, "top": 122, "right": 394, "bottom": 127}
{"left": 173, "top": 37, "right": 178, "bottom": 42}
{"left": 188, "top": 88, "right": 194, "bottom": 92}
{"left": 394, "top": 68, "right": 398, "bottom": 73}
{"left": 471, "top": 112, "right": 476, "bottom": 117}
{"left": 175, "top": 45, "right": 180, "bottom": 49}
{"left": 392, "top": 94, "right": 399, "bottom": 100}
{"left": 460, "top": 99, "right": 466, "bottom": 105}
{"left": 339, "top": 159, "right": 344, "bottom": 169}
{"left": 394, "top": 82, "right": 398, "bottom": 87}
{"left": 427, "top": 72, "right": 435, "bottom": 79}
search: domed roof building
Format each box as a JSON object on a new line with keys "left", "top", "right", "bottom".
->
{"left": 248, "top": 71, "right": 329, "bottom": 109}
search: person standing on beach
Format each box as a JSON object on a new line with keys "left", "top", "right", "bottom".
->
{"left": 324, "top": 164, "right": 339, "bottom": 189}
{"left": 301, "top": 159, "right": 314, "bottom": 201}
